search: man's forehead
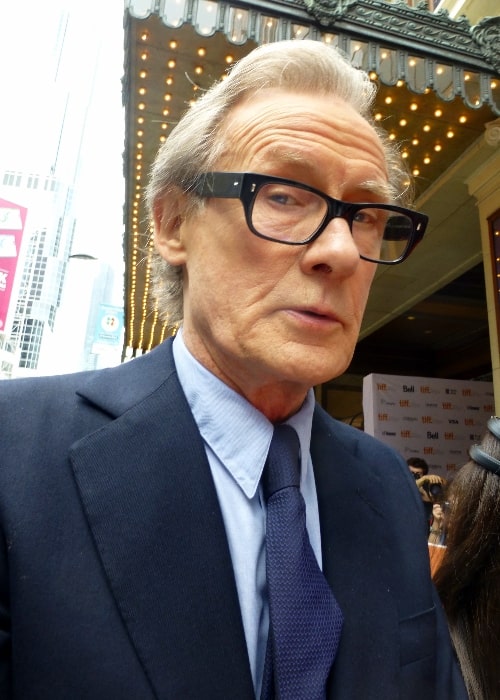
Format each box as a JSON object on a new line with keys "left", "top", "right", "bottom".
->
{"left": 223, "top": 88, "right": 366, "bottom": 136}
{"left": 260, "top": 147, "right": 391, "bottom": 197}
{"left": 218, "top": 91, "right": 389, "bottom": 191}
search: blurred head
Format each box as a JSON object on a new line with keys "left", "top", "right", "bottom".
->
{"left": 444, "top": 421, "right": 500, "bottom": 546}
{"left": 407, "top": 457, "right": 429, "bottom": 479}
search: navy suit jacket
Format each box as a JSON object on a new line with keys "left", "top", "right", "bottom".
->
{"left": 0, "top": 339, "right": 466, "bottom": 699}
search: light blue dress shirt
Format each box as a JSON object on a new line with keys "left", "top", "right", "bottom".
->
{"left": 172, "top": 330, "right": 322, "bottom": 696}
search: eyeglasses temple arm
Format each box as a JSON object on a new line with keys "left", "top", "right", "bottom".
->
{"left": 193, "top": 172, "right": 244, "bottom": 198}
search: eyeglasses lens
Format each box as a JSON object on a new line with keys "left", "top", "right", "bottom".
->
{"left": 251, "top": 182, "right": 412, "bottom": 263}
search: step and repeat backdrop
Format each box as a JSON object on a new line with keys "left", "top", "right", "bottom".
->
{"left": 363, "top": 373, "right": 495, "bottom": 478}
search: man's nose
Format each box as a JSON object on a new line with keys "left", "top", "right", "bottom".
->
{"left": 301, "top": 216, "right": 361, "bottom": 274}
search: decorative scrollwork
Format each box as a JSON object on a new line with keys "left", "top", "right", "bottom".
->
{"left": 304, "top": 0, "right": 496, "bottom": 71}
{"left": 300, "top": 0, "right": 499, "bottom": 114}
{"left": 472, "top": 16, "right": 500, "bottom": 74}
{"left": 302, "top": 0, "right": 356, "bottom": 23}
{"left": 485, "top": 119, "right": 500, "bottom": 147}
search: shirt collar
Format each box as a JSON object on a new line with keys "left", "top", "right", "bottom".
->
{"left": 172, "top": 329, "right": 315, "bottom": 499}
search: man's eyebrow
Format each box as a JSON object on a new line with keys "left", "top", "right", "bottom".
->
{"left": 262, "top": 150, "right": 393, "bottom": 198}
{"left": 356, "top": 180, "right": 394, "bottom": 202}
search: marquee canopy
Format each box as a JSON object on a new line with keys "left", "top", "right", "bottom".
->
{"left": 123, "top": 0, "right": 500, "bottom": 355}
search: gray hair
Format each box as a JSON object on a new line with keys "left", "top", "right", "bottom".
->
{"left": 146, "top": 39, "right": 412, "bottom": 326}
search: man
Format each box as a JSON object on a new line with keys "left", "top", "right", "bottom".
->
{"left": 0, "top": 40, "right": 466, "bottom": 699}
{"left": 407, "top": 457, "right": 448, "bottom": 527}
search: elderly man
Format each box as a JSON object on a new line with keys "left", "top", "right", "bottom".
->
{"left": 0, "top": 40, "right": 465, "bottom": 699}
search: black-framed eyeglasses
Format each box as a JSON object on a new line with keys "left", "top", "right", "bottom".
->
{"left": 192, "top": 172, "right": 428, "bottom": 264}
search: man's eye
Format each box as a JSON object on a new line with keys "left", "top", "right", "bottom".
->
{"left": 266, "top": 190, "right": 299, "bottom": 206}
{"left": 353, "top": 210, "right": 379, "bottom": 225}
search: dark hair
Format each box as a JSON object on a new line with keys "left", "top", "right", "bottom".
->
{"left": 406, "top": 457, "right": 429, "bottom": 475}
{"left": 433, "top": 423, "right": 500, "bottom": 699}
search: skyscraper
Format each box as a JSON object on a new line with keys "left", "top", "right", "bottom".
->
{"left": 0, "top": 1, "right": 124, "bottom": 377}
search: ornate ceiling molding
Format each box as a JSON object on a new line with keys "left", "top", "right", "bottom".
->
{"left": 304, "top": 0, "right": 499, "bottom": 73}
{"left": 472, "top": 16, "right": 500, "bottom": 74}
{"left": 126, "top": 0, "right": 499, "bottom": 114}
{"left": 127, "top": 0, "right": 499, "bottom": 72}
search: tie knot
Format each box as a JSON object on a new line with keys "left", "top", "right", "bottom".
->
{"left": 262, "top": 424, "right": 301, "bottom": 501}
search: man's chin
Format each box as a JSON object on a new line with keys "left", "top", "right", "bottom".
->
{"left": 280, "top": 359, "right": 351, "bottom": 391}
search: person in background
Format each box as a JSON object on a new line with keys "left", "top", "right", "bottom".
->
{"left": 407, "top": 458, "right": 449, "bottom": 532}
{"left": 0, "top": 40, "right": 466, "bottom": 699}
{"left": 407, "top": 457, "right": 436, "bottom": 529}
{"left": 427, "top": 499, "right": 450, "bottom": 577}
{"left": 428, "top": 502, "right": 447, "bottom": 546}
{"left": 434, "top": 417, "right": 500, "bottom": 700}
{"left": 415, "top": 472, "right": 448, "bottom": 527}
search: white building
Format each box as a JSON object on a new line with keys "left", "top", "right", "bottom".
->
{"left": 0, "top": 1, "right": 125, "bottom": 378}
{"left": 0, "top": 174, "right": 77, "bottom": 373}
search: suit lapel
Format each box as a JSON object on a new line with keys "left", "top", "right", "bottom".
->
{"left": 311, "top": 408, "right": 399, "bottom": 699}
{"left": 70, "top": 344, "right": 254, "bottom": 699}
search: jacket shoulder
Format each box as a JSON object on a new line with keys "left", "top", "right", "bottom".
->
{"left": 312, "top": 403, "right": 406, "bottom": 465}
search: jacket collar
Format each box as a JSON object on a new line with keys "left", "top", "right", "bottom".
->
{"left": 76, "top": 338, "right": 177, "bottom": 417}
{"left": 70, "top": 339, "right": 255, "bottom": 698}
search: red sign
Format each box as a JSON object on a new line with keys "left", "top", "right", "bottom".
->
{"left": 0, "top": 197, "right": 28, "bottom": 331}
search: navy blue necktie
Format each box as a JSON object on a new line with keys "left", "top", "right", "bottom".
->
{"left": 260, "top": 424, "right": 343, "bottom": 700}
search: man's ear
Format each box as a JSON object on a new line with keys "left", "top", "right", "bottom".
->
{"left": 153, "top": 189, "right": 188, "bottom": 266}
